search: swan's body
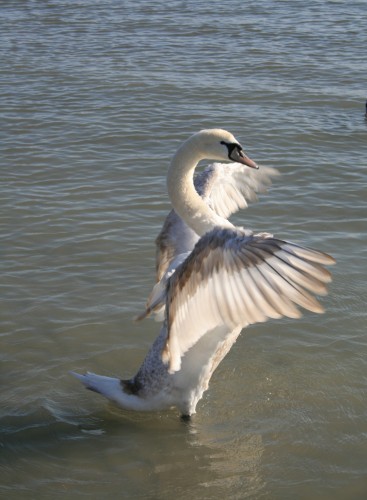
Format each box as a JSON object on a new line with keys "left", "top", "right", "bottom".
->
{"left": 72, "top": 129, "right": 335, "bottom": 417}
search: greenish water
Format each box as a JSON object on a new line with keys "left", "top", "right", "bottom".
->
{"left": 1, "top": 1, "right": 366, "bottom": 498}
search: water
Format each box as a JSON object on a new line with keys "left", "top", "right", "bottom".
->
{"left": 1, "top": 0, "right": 366, "bottom": 498}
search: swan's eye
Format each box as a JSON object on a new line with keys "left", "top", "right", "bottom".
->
{"left": 220, "top": 141, "right": 243, "bottom": 159}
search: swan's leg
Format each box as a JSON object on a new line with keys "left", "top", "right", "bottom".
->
{"left": 180, "top": 414, "right": 191, "bottom": 422}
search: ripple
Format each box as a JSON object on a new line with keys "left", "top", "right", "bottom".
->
{"left": 1, "top": 0, "right": 366, "bottom": 498}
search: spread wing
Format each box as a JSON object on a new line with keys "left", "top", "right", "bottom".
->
{"left": 197, "top": 162, "right": 278, "bottom": 219}
{"left": 162, "top": 228, "right": 335, "bottom": 373}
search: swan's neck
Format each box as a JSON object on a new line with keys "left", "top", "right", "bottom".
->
{"left": 167, "top": 140, "right": 233, "bottom": 236}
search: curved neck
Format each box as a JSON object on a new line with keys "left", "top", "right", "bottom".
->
{"left": 167, "top": 138, "right": 233, "bottom": 237}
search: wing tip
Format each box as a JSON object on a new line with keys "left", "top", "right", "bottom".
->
{"left": 133, "top": 310, "right": 150, "bottom": 322}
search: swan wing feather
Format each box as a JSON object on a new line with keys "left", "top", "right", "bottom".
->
{"left": 155, "top": 210, "right": 199, "bottom": 282}
{"left": 162, "top": 228, "right": 335, "bottom": 373}
{"left": 196, "top": 163, "right": 279, "bottom": 219}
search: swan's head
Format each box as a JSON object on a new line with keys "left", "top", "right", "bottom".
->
{"left": 192, "top": 129, "right": 258, "bottom": 169}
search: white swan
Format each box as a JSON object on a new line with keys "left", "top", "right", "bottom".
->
{"left": 71, "top": 129, "right": 335, "bottom": 418}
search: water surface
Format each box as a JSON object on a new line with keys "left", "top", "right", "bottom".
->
{"left": 1, "top": 1, "right": 366, "bottom": 498}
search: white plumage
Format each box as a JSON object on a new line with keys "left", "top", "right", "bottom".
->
{"left": 71, "top": 129, "right": 335, "bottom": 418}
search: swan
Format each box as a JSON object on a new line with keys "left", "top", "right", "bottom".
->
{"left": 71, "top": 129, "right": 335, "bottom": 418}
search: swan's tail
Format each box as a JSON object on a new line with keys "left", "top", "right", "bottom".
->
{"left": 70, "top": 371, "right": 154, "bottom": 411}
{"left": 70, "top": 371, "right": 121, "bottom": 398}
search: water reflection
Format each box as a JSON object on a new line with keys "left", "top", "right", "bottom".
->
{"left": 187, "top": 419, "right": 266, "bottom": 498}
{"left": 1, "top": 395, "right": 266, "bottom": 499}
